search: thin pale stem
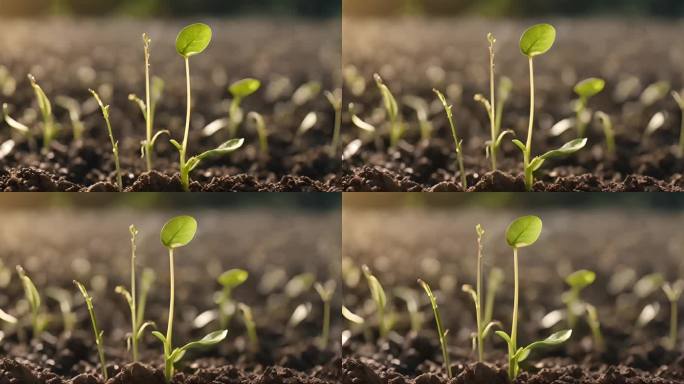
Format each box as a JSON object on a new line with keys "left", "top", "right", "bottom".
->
{"left": 131, "top": 235, "right": 138, "bottom": 361}
{"left": 524, "top": 57, "right": 535, "bottom": 191}
{"left": 144, "top": 37, "right": 152, "bottom": 172}
{"left": 510, "top": 248, "right": 520, "bottom": 379}
{"left": 679, "top": 109, "right": 684, "bottom": 158}
{"left": 165, "top": 248, "right": 175, "bottom": 379}
{"left": 489, "top": 42, "right": 497, "bottom": 171}
{"left": 331, "top": 107, "right": 341, "bottom": 155}
{"left": 671, "top": 300, "right": 678, "bottom": 349}
{"left": 321, "top": 299, "right": 330, "bottom": 349}
{"left": 181, "top": 57, "right": 191, "bottom": 168}
{"left": 476, "top": 237, "right": 484, "bottom": 362}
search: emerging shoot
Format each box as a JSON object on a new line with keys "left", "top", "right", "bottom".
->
{"left": 314, "top": 280, "right": 336, "bottom": 349}
{"left": 247, "top": 112, "right": 269, "bottom": 156}
{"left": 573, "top": 78, "right": 605, "bottom": 138}
{"left": 672, "top": 91, "right": 684, "bottom": 157}
{"left": 216, "top": 268, "right": 248, "bottom": 329}
{"left": 496, "top": 216, "right": 571, "bottom": 379}
{"left": 662, "top": 279, "right": 684, "bottom": 349}
{"left": 16, "top": 266, "right": 46, "bottom": 338}
{"left": 228, "top": 78, "right": 261, "bottom": 138}
{"left": 362, "top": 265, "right": 391, "bottom": 339}
{"left": 89, "top": 89, "right": 123, "bottom": 191}
{"left": 74, "top": 280, "right": 108, "bottom": 380}
{"left": 173, "top": 23, "right": 244, "bottom": 191}
{"left": 563, "top": 269, "right": 596, "bottom": 329}
{"left": 418, "top": 279, "right": 451, "bottom": 379}
{"left": 325, "top": 89, "right": 343, "bottom": 155}
{"left": 27, "top": 74, "right": 58, "bottom": 151}
{"left": 484, "top": 267, "right": 504, "bottom": 327}
{"left": 595, "top": 111, "right": 616, "bottom": 158}
{"left": 374, "top": 74, "right": 404, "bottom": 149}
{"left": 434, "top": 89, "right": 467, "bottom": 190}
{"left": 514, "top": 24, "right": 586, "bottom": 191}
{"left": 238, "top": 303, "right": 259, "bottom": 352}
{"left": 585, "top": 304, "right": 604, "bottom": 352}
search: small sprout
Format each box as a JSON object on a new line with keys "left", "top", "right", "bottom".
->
{"left": 637, "top": 302, "right": 660, "bottom": 328}
{"left": 403, "top": 95, "right": 433, "bottom": 141}
{"left": 495, "top": 77, "right": 514, "bottom": 144}
{"left": 27, "top": 74, "right": 58, "bottom": 151}
{"left": 325, "top": 89, "right": 343, "bottom": 155}
{"left": 662, "top": 279, "right": 684, "bottom": 349}
{"left": 374, "top": 74, "right": 404, "bottom": 149}
{"left": 298, "top": 111, "right": 318, "bottom": 136}
{"left": 349, "top": 103, "right": 376, "bottom": 133}
{"left": 585, "top": 304, "right": 604, "bottom": 352}
{"left": 434, "top": 89, "right": 467, "bottom": 190}
{"left": 216, "top": 269, "right": 248, "bottom": 329}
{"left": 496, "top": 216, "right": 571, "bottom": 379}
{"left": 2, "top": 103, "right": 34, "bottom": 150}
{"left": 342, "top": 305, "right": 365, "bottom": 325}
{"left": 573, "top": 78, "right": 605, "bottom": 138}
{"left": 418, "top": 279, "right": 451, "bottom": 379}
{"left": 228, "top": 78, "right": 261, "bottom": 138}
{"left": 362, "top": 265, "right": 391, "bottom": 338}
{"left": 515, "top": 24, "right": 586, "bottom": 191}
{"left": 563, "top": 269, "right": 596, "bottom": 328}
{"left": 115, "top": 225, "right": 155, "bottom": 362}
{"left": 46, "top": 287, "right": 77, "bottom": 335}
{"left": 173, "top": 23, "right": 244, "bottom": 191}
{"left": 595, "top": 111, "right": 615, "bottom": 158}
{"left": 16, "top": 266, "right": 46, "bottom": 338}
{"left": 672, "top": 90, "right": 684, "bottom": 157}
{"left": 55, "top": 96, "right": 85, "bottom": 142}
{"left": 89, "top": 89, "right": 123, "bottom": 191}
{"left": 247, "top": 112, "right": 269, "bottom": 156}
{"left": 640, "top": 81, "right": 670, "bottom": 106}
{"left": 314, "top": 280, "right": 336, "bottom": 349}
{"left": 238, "top": 303, "right": 258, "bottom": 352}
{"left": 74, "top": 280, "right": 107, "bottom": 380}
{"left": 635, "top": 273, "right": 665, "bottom": 298}
{"left": 484, "top": 267, "right": 504, "bottom": 327}
{"left": 0, "top": 308, "right": 17, "bottom": 325}
{"left": 154, "top": 216, "right": 227, "bottom": 382}
{"left": 394, "top": 287, "right": 423, "bottom": 334}
{"left": 287, "top": 303, "right": 312, "bottom": 329}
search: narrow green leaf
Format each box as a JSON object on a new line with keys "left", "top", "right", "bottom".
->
{"left": 178, "top": 330, "right": 228, "bottom": 352}
{"left": 342, "top": 306, "right": 365, "bottom": 324}
{"left": 196, "top": 138, "right": 245, "bottom": 161}
{"left": 495, "top": 330, "right": 512, "bottom": 346}
{"left": 540, "top": 138, "right": 587, "bottom": 160}
{"left": 524, "top": 329, "right": 572, "bottom": 352}
{"left": 160, "top": 215, "right": 197, "bottom": 249}
{"left": 506, "top": 216, "right": 543, "bottom": 248}
{"left": 529, "top": 157, "right": 546, "bottom": 172}
{"left": 512, "top": 139, "right": 526, "bottom": 153}
{"left": 151, "top": 330, "right": 166, "bottom": 345}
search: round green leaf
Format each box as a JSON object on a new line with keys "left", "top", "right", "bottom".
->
{"left": 229, "top": 79, "right": 261, "bottom": 98}
{"left": 565, "top": 270, "right": 596, "bottom": 289}
{"left": 176, "top": 23, "right": 212, "bottom": 58}
{"left": 506, "top": 216, "right": 542, "bottom": 248}
{"left": 574, "top": 78, "right": 605, "bottom": 98}
{"left": 161, "top": 215, "right": 198, "bottom": 249}
{"left": 218, "top": 269, "right": 249, "bottom": 288}
{"left": 520, "top": 24, "right": 556, "bottom": 57}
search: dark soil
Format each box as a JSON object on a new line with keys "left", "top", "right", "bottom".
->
{"left": 341, "top": 209, "right": 684, "bottom": 383}
{"left": 0, "top": 18, "right": 341, "bottom": 191}
{"left": 0, "top": 209, "right": 342, "bottom": 383}
{"left": 341, "top": 18, "right": 684, "bottom": 191}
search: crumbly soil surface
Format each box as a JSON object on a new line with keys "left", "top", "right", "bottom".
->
{"left": 341, "top": 18, "right": 684, "bottom": 191}
{"left": 0, "top": 209, "right": 342, "bottom": 383}
{"left": 341, "top": 208, "right": 684, "bottom": 383}
{"left": 0, "top": 18, "right": 341, "bottom": 191}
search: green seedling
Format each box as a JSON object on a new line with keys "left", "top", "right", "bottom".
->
{"left": 154, "top": 216, "right": 227, "bottom": 382}
{"left": 115, "top": 225, "right": 155, "bottom": 362}
{"left": 247, "top": 112, "right": 269, "bottom": 156}
{"left": 129, "top": 34, "right": 168, "bottom": 172}
{"left": 349, "top": 103, "right": 377, "bottom": 134}
{"left": 55, "top": 96, "right": 85, "bottom": 142}
{"left": 495, "top": 77, "right": 513, "bottom": 149}
{"left": 584, "top": 304, "right": 604, "bottom": 352}
{"left": 394, "top": 287, "right": 423, "bottom": 333}
{"left": 89, "top": 89, "right": 123, "bottom": 191}
{"left": 287, "top": 303, "right": 312, "bottom": 330}
{"left": 228, "top": 78, "right": 261, "bottom": 138}
{"left": 573, "top": 78, "right": 605, "bottom": 138}
{"left": 46, "top": 287, "right": 76, "bottom": 335}
{"left": 28, "top": 74, "right": 58, "bottom": 151}
{"left": 0, "top": 308, "right": 17, "bottom": 325}
{"left": 563, "top": 269, "right": 596, "bottom": 328}
{"left": 173, "top": 23, "right": 245, "bottom": 191}
{"left": 496, "top": 216, "right": 572, "bottom": 379}
{"left": 374, "top": 74, "right": 405, "bottom": 149}
{"left": 342, "top": 305, "right": 365, "bottom": 325}
{"left": 238, "top": 303, "right": 258, "bottom": 352}
{"left": 325, "top": 89, "right": 343, "bottom": 155}
{"left": 662, "top": 279, "right": 684, "bottom": 349}
{"left": 672, "top": 91, "right": 684, "bottom": 157}
{"left": 362, "top": 265, "right": 392, "bottom": 338}
{"left": 484, "top": 267, "right": 504, "bottom": 327}
{"left": 314, "top": 280, "right": 336, "bottom": 349}
{"left": 594, "top": 111, "right": 615, "bottom": 158}
{"left": 216, "top": 269, "right": 248, "bottom": 329}
{"left": 292, "top": 81, "right": 322, "bottom": 106}
{"left": 434, "top": 89, "right": 467, "bottom": 190}
{"left": 418, "top": 279, "right": 451, "bottom": 379}
{"left": 515, "top": 24, "right": 586, "bottom": 191}
{"left": 462, "top": 225, "right": 500, "bottom": 361}
{"left": 2, "top": 103, "right": 34, "bottom": 150}
{"left": 403, "top": 95, "right": 433, "bottom": 141}
{"left": 74, "top": 280, "right": 107, "bottom": 380}
{"left": 16, "top": 266, "right": 46, "bottom": 338}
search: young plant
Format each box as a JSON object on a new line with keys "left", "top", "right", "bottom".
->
{"left": 216, "top": 268, "right": 248, "bottom": 329}
{"left": 462, "top": 225, "right": 499, "bottom": 361}
{"left": 16, "top": 266, "right": 46, "bottom": 338}
{"left": 228, "top": 78, "right": 261, "bottom": 138}
{"left": 325, "top": 89, "right": 342, "bottom": 155}
{"left": 2, "top": 103, "right": 34, "bottom": 150}
{"left": 495, "top": 77, "right": 514, "bottom": 147}
{"left": 394, "top": 287, "right": 423, "bottom": 334}
{"left": 573, "top": 78, "right": 605, "bottom": 138}
{"left": 247, "top": 112, "right": 268, "bottom": 156}
{"left": 129, "top": 33, "right": 168, "bottom": 172}
{"left": 46, "top": 287, "right": 77, "bottom": 335}
{"left": 115, "top": 225, "right": 155, "bottom": 362}
{"left": 484, "top": 267, "right": 504, "bottom": 327}
{"left": 153, "top": 216, "right": 228, "bottom": 382}
{"left": 418, "top": 279, "right": 451, "bottom": 379}
{"left": 238, "top": 303, "right": 258, "bottom": 352}
{"left": 563, "top": 269, "right": 596, "bottom": 328}
{"left": 662, "top": 279, "right": 684, "bottom": 349}
{"left": 314, "top": 280, "right": 336, "bottom": 349}
{"left": 362, "top": 265, "right": 392, "bottom": 338}
{"left": 434, "top": 89, "right": 467, "bottom": 190}
{"left": 584, "top": 304, "right": 604, "bottom": 352}
{"left": 403, "top": 95, "right": 432, "bottom": 141}
{"left": 595, "top": 111, "right": 616, "bottom": 158}
{"left": 173, "top": 23, "right": 245, "bottom": 191}
{"left": 672, "top": 90, "right": 684, "bottom": 157}
{"left": 74, "top": 280, "right": 108, "bottom": 380}
{"left": 374, "top": 74, "right": 405, "bottom": 149}
{"left": 28, "top": 74, "right": 58, "bottom": 151}
{"left": 55, "top": 96, "right": 85, "bottom": 142}
{"left": 514, "top": 24, "right": 586, "bottom": 191}
{"left": 495, "top": 216, "right": 572, "bottom": 379}
{"left": 89, "top": 89, "right": 123, "bottom": 191}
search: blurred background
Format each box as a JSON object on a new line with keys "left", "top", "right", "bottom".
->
{"left": 344, "top": 0, "right": 684, "bottom": 18}
{"left": 1, "top": 0, "right": 341, "bottom": 18}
